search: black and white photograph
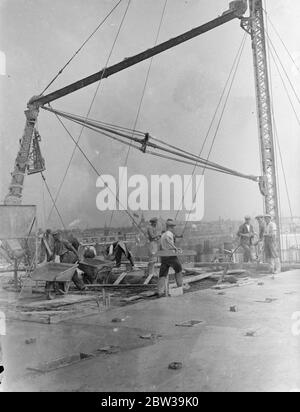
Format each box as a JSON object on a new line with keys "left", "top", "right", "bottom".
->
{"left": 0, "top": 0, "right": 299, "bottom": 394}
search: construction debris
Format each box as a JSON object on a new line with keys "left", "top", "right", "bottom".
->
{"left": 168, "top": 362, "right": 183, "bottom": 370}
{"left": 245, "top": 330, "right": 257, "bottom": 337}
{"left": 97, "top": 345, "right": 121, "bottom": 354}
{"left": 175, "top": 320, "right": 203, "bottom": 327}
{"left": 111, "top": 317, "right": 124, "bottom": 323}
{"left": 25, "top": 338, "right": 37, "bottom": 345}
{"left": 139, "top": 333, "right": 161, "bottom": 340}
{"left": 255, "top": 298, "right": 278, "bottom": 304}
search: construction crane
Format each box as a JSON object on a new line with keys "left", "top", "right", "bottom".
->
{"left": 3, "top": 0, "right": 281, "bottom": 250}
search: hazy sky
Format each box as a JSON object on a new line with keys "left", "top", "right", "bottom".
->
{"left": 0, "top": 0, "right": 299, "bottom": 229}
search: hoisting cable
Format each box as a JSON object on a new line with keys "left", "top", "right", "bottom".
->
{"left": 42, "top": 104, "right": 259, "bottom": 182}
{"left": 40, "top": 0, "right": 124, "bottom": 95}
{"left": 46, "top": 0, "right": 132, "bottom": 224}
{"left": 52, "top": 113, "right": 148, "bottom": 238}
{"left": 273, "top": 120, "right": 299, "bottom": 248}
{"left": 181, "top": 32, "right": 248, "bottom": 234}
{"left": 173, "top": 33, "right": 248, "bottom": 220}
{"left": 263, "top": 8, "right": 300, "bottom": 76}
{"left": 265, "top": 25, "right": 299, "bottom": 247}
{"left": 109, "top": 0, "right": 169, "bottom": 231}
{"left": 265, "top": 32, "right": 300, "bottom": 108}
{"left": 264, "top": 5, "right": 284, "bottom": 250}
{"left": 267, "top": 45, "right": 300, "bottom": 129}
{"left": 40, "top": 172, "right": 66, "bottom": 229}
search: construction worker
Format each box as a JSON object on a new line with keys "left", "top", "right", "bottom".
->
{"left": 68, "top": 233, "right": 80, "bottom": 251}
{"left": 237, "top": 216, "right": 255, "bottom": 263}
{"left": 106, "top": 240, "right": 134, "bottom": 268}
{"left": 158, "top": 219, "right": 183, "bottom": 297}
{"left": 39, "top": 229, "right": 55, "bottom": 263}
{"left": 263, "top": 214, "right": 281, "bottom": 274}
{"left": 255, "top": 215, "right": 266, "bottom": 262}
{"left": 51, "top": 230, "right": 86, "bottom": 291}
{"left": 147, "top": 217, "right": 161, "bottom": 274}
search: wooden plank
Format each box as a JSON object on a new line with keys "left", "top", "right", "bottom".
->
{"left": 182, "top": 272, "right": 212, "bottom": 284}
{"left": 6, "top": 307, "right": 104, "bottom": 324}
{"left": 156, "top": 250, "right": 197, "bottom": 257}
{"left": 143, "top": 273, "right": 154, "bottom": 285}
{"left": 212, "top": 280, "right": 254, "bottom": 290}
{"left": 85, "top": 284, "right": 156, "bottom": 288}
{"left": 17, "top": 294, "right": 98, "bottom": 309}
{"left": 113, "top": 272, "right": 128, "bottom": 285}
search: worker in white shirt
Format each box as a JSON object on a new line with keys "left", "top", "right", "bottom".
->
{"left": 263, "top": 214, "right": 281, "bottom": 274}
{"left": 158, "top": 219, "right": 183, "bottom": 297}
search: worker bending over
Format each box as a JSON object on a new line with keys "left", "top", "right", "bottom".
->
{"left": 158, "top": 219, "right": 184, "bottom": 297}
{"left": 106, "top": 240, "right": 134, "bottom": 268}
{"left": 51, "top": 230, "right": 85, "bottom": 291}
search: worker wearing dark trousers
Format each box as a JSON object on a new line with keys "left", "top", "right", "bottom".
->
{"left": 106, "top": 240, "right": 134, "bottom": 268}
{"left": 158, "top": 220, "right": 183, "bottom": 297}
{"left": 147, "top": 217, "right": 161, "bottom": 275}
{"left": 51, "top": 231, "right": 85, "bottom": 291}
{"left": 237, "top": 216, "right": 255, "bottom": 263}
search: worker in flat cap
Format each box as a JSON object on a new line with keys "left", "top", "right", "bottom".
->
{"left": 263, "top": 214, "right": 281, "bottom": 274}
{"left": 147, "top": 217, "right": 161, "bottom": 275}
{"left": 157, "top": 219, "right": 184, "bottom": 297}
{"left": 237, "top": 215, "right": 255, "bottom": 263}
{"left": 255, "top": 215, "right": 266, "bottom": 262}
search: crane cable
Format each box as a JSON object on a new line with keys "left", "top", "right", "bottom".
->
{"left": 181, "top": 32, "right": 247, "bottom": 234}
{"left": 266, "top": 38, "right": 300, "bottom": 129}
{"left": 108, "top": 0, "right": 169, "bottom": 231}
{"left": 265, "top": 33, "right": 300, "bottom": 109}
{"left": 264, "top": 23, "right": 299, "bottom": 247}
{"left": 52, "top": 113, "right": 148, "bottom": 238}
{"left": 264, "top": 2, "right": 284, "bottom": 249}
{"left": 174, "top": 32, "right": 247, "bottom": 221}
{"left": 263, "top": 8, "right": 300, "bottom": 76}
{"left": 265, "top": 10, "right": 299, "bottom": 250}
{"left": 40, "top": 172, "right": 66, "bottom": 229}
{"left": 46, "top": 0, "right": 132, "bottom": 225}
{"left": 42, "top": 104, "right": 259, "bottom": 182}
{"left": 40, "top": 0, "right": 124, "bottom": 95}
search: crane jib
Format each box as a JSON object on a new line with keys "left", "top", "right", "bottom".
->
{"left": 30, "top": 8, "right": 245, "bottom": 107}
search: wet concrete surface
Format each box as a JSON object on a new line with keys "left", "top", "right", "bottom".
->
{"left": 1, "top": 270, "right": 300, "bottom": 392}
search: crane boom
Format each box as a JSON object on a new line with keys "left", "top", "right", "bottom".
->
{"left": 241, "top": 0, "right": 281, "bottom": 252}
{"left": 30, "top": 2, "right": 247, "bottom": 107}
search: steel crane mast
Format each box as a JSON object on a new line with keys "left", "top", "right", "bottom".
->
{"left": 241, "top": 0, "right": 281, "bottom": 250}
